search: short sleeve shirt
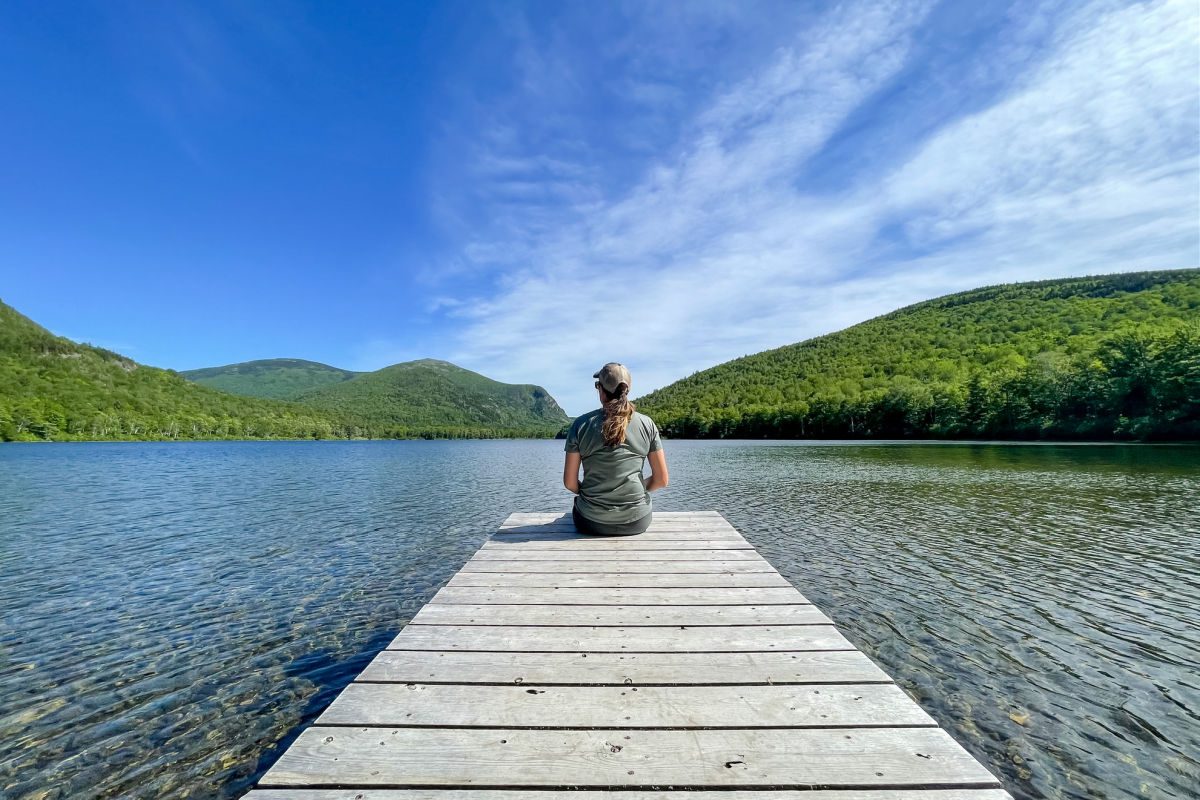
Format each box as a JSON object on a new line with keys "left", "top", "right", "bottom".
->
{"left": 565, "top": 410, "right": 663, "bottom": 525}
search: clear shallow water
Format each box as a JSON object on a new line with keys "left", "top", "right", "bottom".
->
{"left": 0, "top": 440, "right": 1197, "bottom": 799}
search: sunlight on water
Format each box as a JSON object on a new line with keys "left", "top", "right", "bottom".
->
{"left": 1, "top": 440, "right": 1197, "bottom": 799}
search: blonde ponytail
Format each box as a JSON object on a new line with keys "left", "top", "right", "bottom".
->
{"left": 600, "top": 383, "right": 635, "bottom": 447}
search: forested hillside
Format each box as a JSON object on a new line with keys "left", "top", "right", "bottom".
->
{"left": 637, "top": 270, "right": 1200, "bottom": 440}
{"left": 293, "top": 359, "right": 569, "bottom": 436}
{"left": 181, "top": 359, "right": 358, "bottom": 399}
{"left": 0, "top": 300, "right": 343, "bottom": 441}
{"left": 0, "top": 303, "right": 568, "bottom": 441}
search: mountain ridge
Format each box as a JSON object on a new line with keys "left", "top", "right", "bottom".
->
{"left": 181, "top": 358, "right": 359, "bottom": 399}
{"left": 636, "top": 268, "right": 1200, "bottom": 440}
{"left": 181, "top": 355, "right": 569, "bottom": 433}
{"left": 0, "top": 301, "right": 569, "bottom": 441}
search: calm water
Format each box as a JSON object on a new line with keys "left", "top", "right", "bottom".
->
{"left": 1, "top": 440, "right": 1197, "bottom": 799}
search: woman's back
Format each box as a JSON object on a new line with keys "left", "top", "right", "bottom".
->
{"left": 565, "top": 408, "right": 661, "bottom": 525}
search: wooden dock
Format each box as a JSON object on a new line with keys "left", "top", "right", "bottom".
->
{"left": 246, "top": 511, "right": 1010, "bottom": 799}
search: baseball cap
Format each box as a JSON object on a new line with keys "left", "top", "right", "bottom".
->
{"left": 593, "top": 362, "right": 632, "bottom": 393}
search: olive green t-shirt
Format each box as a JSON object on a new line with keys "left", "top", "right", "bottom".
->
{"left": 565, "top": 409, "right": 663, "bottom": 525}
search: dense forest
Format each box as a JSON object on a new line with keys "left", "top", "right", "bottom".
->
{"left": 637, "top": 270, "right": 1200, "bottom": 441}
{"left": 0, "top": 302, "right": 566, "bottom": 442}
{"left": 181, "top": 358, "right": 359, "bottom": 399}
{"left": 292, "top": 359, "right": 569, "bottom": 431}
{"left": 182, "top": 356, "right": 568, "bottom": 433}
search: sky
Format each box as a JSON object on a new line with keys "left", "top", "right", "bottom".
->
{"left": 1, "top": 0, "right": 1197, "bottom": 415}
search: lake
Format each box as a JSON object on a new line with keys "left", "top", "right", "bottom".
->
{"left": 1, "top": 440, "right": 1197, "bottom": 799}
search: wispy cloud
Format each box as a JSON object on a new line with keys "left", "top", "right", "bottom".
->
{"left": 428, "top": 0, "right": 1199, "bottom": 414}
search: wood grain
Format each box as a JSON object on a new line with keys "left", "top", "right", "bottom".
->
{"left": 357, "top": 649, "right": 891, "bottom": 685}
{"left": 445, "top": 572, "right": 793, "bottom": 588}
{"left": 429, "top": 585, "right": 812, "bottom": 605}
{"left": 412, "top": 603, "right": 830, "bottom": 626}
{"left": 387, "top": 624, "right": 853, "bottom": 652}
{"left": 317, "top": 682, "right": 935, "bottom": 727}
{"left": 259, "top": 726, "right": 1003, "bottom": 788}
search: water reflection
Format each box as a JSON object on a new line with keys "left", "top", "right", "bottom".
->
{"left": 0, "top": 440, "right": 1196, "bottom": 799}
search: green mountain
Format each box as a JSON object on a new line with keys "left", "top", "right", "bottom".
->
{"left": 637, "top": 269, "right": 1200, "bottom": 441}
{"left": 181, "top": 358, "right": 359, "bottom": 400}
{"left": 0, "top": 300, "right": 343, "bottom": 441}
{"left": 292, "top": 358, "right": 570, "bottom": 434}
{"left": 0, "top": 303, "right": 568, "bottom": 441}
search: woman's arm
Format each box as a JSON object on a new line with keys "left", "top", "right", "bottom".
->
{"left": 563, "top": 452, "right": 582, "bottom": 494}
{"left": 644, "top": 449, "right": 669, "bottom": 492}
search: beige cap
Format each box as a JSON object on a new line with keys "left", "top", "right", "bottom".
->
{"left": 593, "top": 362, "right": 632, "bottom": 394}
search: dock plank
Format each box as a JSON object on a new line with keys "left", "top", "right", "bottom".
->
{"left": 258, "top": 726, "right": 1001, "bottom": 788}
{"left": 460, "top": 559, "right": 776, "bottom": 573}
{"left": 472, "top": 547, "right": 762, "bottom": 559}
{"left": 388, "top": 624, "right": 853, "bottom": 652}
{"left": 357, "top": 649, "right": 891, "bottom": 685}
{"left": 445, "top": 572, "right": 793, "bottom": 588}
{"left": 429, "top": 585, "right": 812, "bottom": 605}
{"left": 481, "top": 538, "right": 754, "bottom": 550}
{"left": 317, "top": 682, "right": 935, "bottom": 728}
{"left": 492, "top": 528, "right": 746, "bottom": 540}
{"left": 497, "top": 522, "right": 738, "bottom": 532}
{"left": 412, "top": 603, "right": 830, "bottom": 626}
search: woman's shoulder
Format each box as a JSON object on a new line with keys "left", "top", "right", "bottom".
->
{"left": 569, "top": 408, "right": 604, "bottom": 431}
{"left": 632, "top": 410, "right": 658, "bottom": 429}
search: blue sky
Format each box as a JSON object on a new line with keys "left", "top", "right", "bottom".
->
{"left": 1, "top": 0, "right": 1197, "bottom": 414}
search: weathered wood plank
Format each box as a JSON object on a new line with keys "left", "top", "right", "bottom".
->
{"left": 258, "top": 726, "right": 1003, "bottom": 788}
{"left": 247, "top": 791, "right": 1015, "bottom": 800}
{"left": 499, "top": 514, "right": 735, "bottom": 531}
{"left": 358, "top": 649, "right": 891, "bottom": 685}
{"left": 318, "top": 683, "right": 935, "bottom": 728}
{"left": 460, "top": 559, "right": 776, "bottom": 574}
{"left": 430, "top": 585, "right": 812, "bottom": 605}
{"left": 505, "top": 511, "right": 724, "bottom": 521}
{"left": 473, "top": 547, "right": 762, "bottom": 559}
{"left": 500, "top": 515, "right": 735, "bottom": 524}
{"left": 412, "top": 603, "right": 830, "bottom": 626}
{"left": 492, "top": 528, "right": 746, "bottom": 541}
{"left": 481, "top": 539, "right": 754, "bottom": 550}
{"left": 388, "top": 624, "right": 853, "bottom": 652}
{"left": 499, "top": 521, "right": 737, "bottom": 532}
{"left": 445, "top": 572, "right": 793, "bottom": 588}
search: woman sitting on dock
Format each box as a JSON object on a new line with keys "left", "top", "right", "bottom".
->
{"left": 563, "top": 362, "right": 669, "bottom": 535}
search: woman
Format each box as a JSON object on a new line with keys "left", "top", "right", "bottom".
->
{"left": 563, "top": 362, "right": 669, "bottom": 535}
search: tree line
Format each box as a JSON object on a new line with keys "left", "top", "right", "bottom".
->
{"left": 649, "top": 327, "right": 1198, "bottom": 441}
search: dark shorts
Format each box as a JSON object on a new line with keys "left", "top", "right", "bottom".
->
{"left": 572, "top": 503, "right": 651, "bottom": 536}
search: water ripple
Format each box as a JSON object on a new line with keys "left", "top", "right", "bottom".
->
{"left": 1, "top": 440, "right": 1197, "bottom": 799}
